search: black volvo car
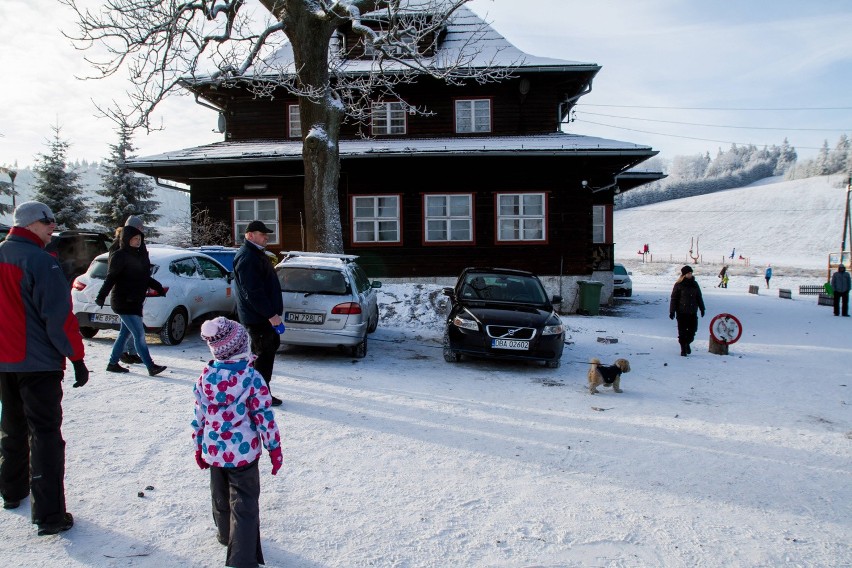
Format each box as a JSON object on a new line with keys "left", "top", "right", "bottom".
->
{"left": 442, "top": 267, "right": 565, "bottom": 368}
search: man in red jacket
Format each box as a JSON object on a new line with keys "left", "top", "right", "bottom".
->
{"left": 0, "top": 201, "right": 89, "bottom": 536}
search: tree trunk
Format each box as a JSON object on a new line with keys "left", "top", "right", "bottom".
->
{"left": 282, "top": 3, "right": 345, "bottom": 253}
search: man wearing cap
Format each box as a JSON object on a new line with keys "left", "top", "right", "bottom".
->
{"left": 669, "top": 265, "right": 705, "bottom": 357}
{"left": 232, "top": 220, "right": 284, "bottom": 406}
{"left": 0, "top": 201, "right": 89, "bottom": 535}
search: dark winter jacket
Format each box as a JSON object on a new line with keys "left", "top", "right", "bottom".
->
{"left": 831, "top": 266, "right": 851, "bottom": 294}
{"left": 670, "top": 276, "right": 705, "bottom": 317}
{"left": 0, "top": 227, "right": 85, "bottom": 371}
{"left": 233, "top": 240, "right": 283, "bottom": 326}
{"left": 96, "top": 226, "right": 165, "bottom": 316}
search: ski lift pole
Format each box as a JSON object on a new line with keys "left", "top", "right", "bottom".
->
{"left": 840, "top": 177, "right": 852, "bottom": 255}
{"left": 845, "top": 177, "right": 852, "bottom": 256}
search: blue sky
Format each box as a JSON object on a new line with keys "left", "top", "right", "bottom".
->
{"left": 2, "top": 0, "right": 851, "bottom": 167}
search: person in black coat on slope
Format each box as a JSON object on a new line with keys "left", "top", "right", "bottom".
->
{"left": 669, "top": 265, "right": 705, "bottom": 357}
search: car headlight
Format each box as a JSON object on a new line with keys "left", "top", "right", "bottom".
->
{"left": 541, "top": 324, "right": 564, "bottom": 336}
{"left": 452, "top": 315, "right": 479, "bottom": 331}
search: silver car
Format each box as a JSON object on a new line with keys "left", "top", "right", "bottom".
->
{"left": 275, "top": 252, "right": 381, "bottom": 357}
{"left": 613, "top": 263, "right": 633, "bottom": 297}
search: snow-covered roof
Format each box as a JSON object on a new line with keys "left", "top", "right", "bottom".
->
{"left": 129, "top": 133, "right": 654, "bottom": 167}
{"left": 248, "top": 6, "right": 597, "bottom": 79}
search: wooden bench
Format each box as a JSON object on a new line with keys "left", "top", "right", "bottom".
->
{"left": 748, "top": 285, "right": 759, "bottom": 295}
{"left": 818, "top": 293, "right": 834, "bottom": 306}
{"left": 779, "top": 288, "right": 792, "bottom": 299}
{"left": 799, "top": 284, "right": 825, "bottom": 295}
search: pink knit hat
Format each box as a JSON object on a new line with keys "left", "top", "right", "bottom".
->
{"left": 200, "top": 317, "right": 249, "bottom": 361}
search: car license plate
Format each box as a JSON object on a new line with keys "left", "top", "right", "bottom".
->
{"left": 92, "top": 313, "right": 121, "bottom": 325}
{"left": 492, "top": 339, "right": 530, "bottom": 350}
{"left": 285, "top": 312, "right": 325, "bottom": 324}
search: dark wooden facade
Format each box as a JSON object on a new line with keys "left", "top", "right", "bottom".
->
{"left": 128, "top": 6, "right": 661, "bottom": 288}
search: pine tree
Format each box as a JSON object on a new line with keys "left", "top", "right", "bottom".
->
{"left": 814, "top": 140, "right": 831, "bottom": 176}
{"left": 32, "top": 124, "right": 88, "bottom": 228}
{"left": 95, "top": 127, "right": 160, "bottom": 233}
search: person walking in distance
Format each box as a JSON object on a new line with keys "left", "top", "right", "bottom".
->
{"left": 0, "top": 201, "right": 90, "bottom": 536}
{"left": 765, "top": 264, "right": 772, "bottom": 289}
{"left": 717, "top": 265, "right": 728, "bottom": 288}
{"left": 95, "top": 225, "right": 167, "bottom": 376}
{"left": 232, "top": 221, "right": 284, "bottom": 407}
{"left": 669, "top": 265, "right": 705, "bottom": 357}
{"left": 830, "top": 264, "right": 851, "bottom": 317}
{"left": 193, "top": 317, "right": 283, "bottom": 568}
{"left": 108, "top": 216, "right": 148, "bottom": 365}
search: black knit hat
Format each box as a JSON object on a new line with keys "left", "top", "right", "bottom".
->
{"left": 681, "top": 265, "right": 693, "bottom": 276}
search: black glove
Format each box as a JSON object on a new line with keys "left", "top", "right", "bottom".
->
{"left": 72, "top": 359, "right": 89, "bottom": 388}
{"left": 669, "top": 313, "right": 675, "bottom": 320}
{"left": 700, "top": 310, "right": 705, "bottom": 317}
{"left": 95, "top": 297, "right": 105, "bottom": 308}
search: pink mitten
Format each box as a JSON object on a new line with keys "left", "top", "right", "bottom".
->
{"left": 195, "top": 449, "right": 210, "bottom": 470}
{"left": 269, "top": 447, "right": 283, "bottom": 476}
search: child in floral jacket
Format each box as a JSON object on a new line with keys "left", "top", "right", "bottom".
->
{"left": 192, "top": 317, "right": 283, "bottom": 568}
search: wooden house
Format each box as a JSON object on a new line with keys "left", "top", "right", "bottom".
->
{"left": 128, "top": 5, "right": 663, "bottom": 311}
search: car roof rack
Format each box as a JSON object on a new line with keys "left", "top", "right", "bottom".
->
{"left": 280, "top": 251, "right": 359, "bottom": 263}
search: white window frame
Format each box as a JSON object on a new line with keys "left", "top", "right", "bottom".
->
{"left": 352, "top": 195, "right": 401, "bottom": 244}
{"left": 592, "top": 205, "right": 606, "bottom": 243}
{"left": 233, "top": 198, "right": 280, "bottom": 245}
{"left": 371, "top": 102, "right": 406, "bottom": 135}
{"left": 496, "top": 193, "right": 546, "bottom": 242}
{"left": 455, "top": 99, "right": 492, "bottom": 133}
{"left": 288, "top": 104, "right": 301, "bottom": 139}
{"left": 424, "top": 194, "right": 473, "bottom": 243}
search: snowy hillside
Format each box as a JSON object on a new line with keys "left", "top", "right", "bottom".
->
{"left": 0, "top": 164, "right": 189, "bottom": 231}
{"left": 615, "top": 174, "right": 849, "bottom": 269}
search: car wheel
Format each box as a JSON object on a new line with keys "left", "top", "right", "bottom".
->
{"left": 350, "top": 336, "right": 368, "bottom": 358}
{"left": 442, "top": 330, "right": 461, "bottom": 362}
{"left": 367, "top": 313, "right": 378, "bottom": 333}
{"left": 79, "top": 327, "right": 98, "bottom": 339}
{"left": 545, "top": 358, "right": 561, "bottom": 369}
{"left": 159, "top": 307, "right": 188, "bottom": 346}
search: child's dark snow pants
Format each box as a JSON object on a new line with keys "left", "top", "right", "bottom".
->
{"left": 210, "top": 460, "right": 264, "bottom": 568}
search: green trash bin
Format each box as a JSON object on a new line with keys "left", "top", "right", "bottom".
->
{"left": 577, "top": 280, "right": 604, "bottom": 315}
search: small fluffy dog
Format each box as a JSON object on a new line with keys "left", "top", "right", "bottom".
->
{"left": 588, "top": 358, "right": 631, "bottom": 394}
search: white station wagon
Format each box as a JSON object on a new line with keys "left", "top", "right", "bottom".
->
{"left": 72, "top": 245, "right": 236, "bottom": 345}
{"left": 275, "top": 252, "right": 381, "bottom": 357}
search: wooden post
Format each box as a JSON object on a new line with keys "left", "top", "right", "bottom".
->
{"left": 709, "top": 338, "right": 729, "bottom": 355}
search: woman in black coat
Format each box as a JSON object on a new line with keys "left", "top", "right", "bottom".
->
{"left": 669, "top": 265, "right": 705, "bottom": 356}
{"left": 95, "top": 225, "right": 167, "bottom": 376}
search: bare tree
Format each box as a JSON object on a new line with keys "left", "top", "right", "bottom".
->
{"left": 166, "top": 207, "right": 234, "bottom": 247}
{"left": 60, "top": 0, "right": 513, "bottom": 252}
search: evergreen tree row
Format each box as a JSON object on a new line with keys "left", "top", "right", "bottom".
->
{"left": 615, "top": 135, "right": 851, "bottom": 210}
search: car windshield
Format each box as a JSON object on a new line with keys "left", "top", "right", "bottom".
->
{"left": 460, "top": 273, "right": 548, "bottom": 303}
{"left": 278, "top": 267, "right": 348, "bottom": 295}
{"left": 613, "top": 265, "right": 628, "bottom": 276}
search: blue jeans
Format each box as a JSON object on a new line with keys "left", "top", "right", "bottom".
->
{"left": 110, "top": 315, "right": 154, "bottom": 369}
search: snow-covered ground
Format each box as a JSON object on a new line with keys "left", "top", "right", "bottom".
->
{"left": 1, "top": 262, "right": 850, "bottom": 567}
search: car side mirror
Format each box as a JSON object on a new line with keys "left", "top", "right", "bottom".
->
{"left": 227, "top": 272, "right": 234, "bottom": 284}
{"left": 371, "top": 281, "right": 382, "bottom": 289}
{"left": 442, "top": 286, "right": 455, "bottom": 297}
{"left": 628, "top": 271, "right": 633, "bottom": 275}
{"left": 551, "top": 295, "right": 563, "bottom": 304}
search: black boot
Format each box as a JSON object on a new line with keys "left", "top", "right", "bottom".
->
{"left": 686, "top": 343, "right": 692, "bottom": 354}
